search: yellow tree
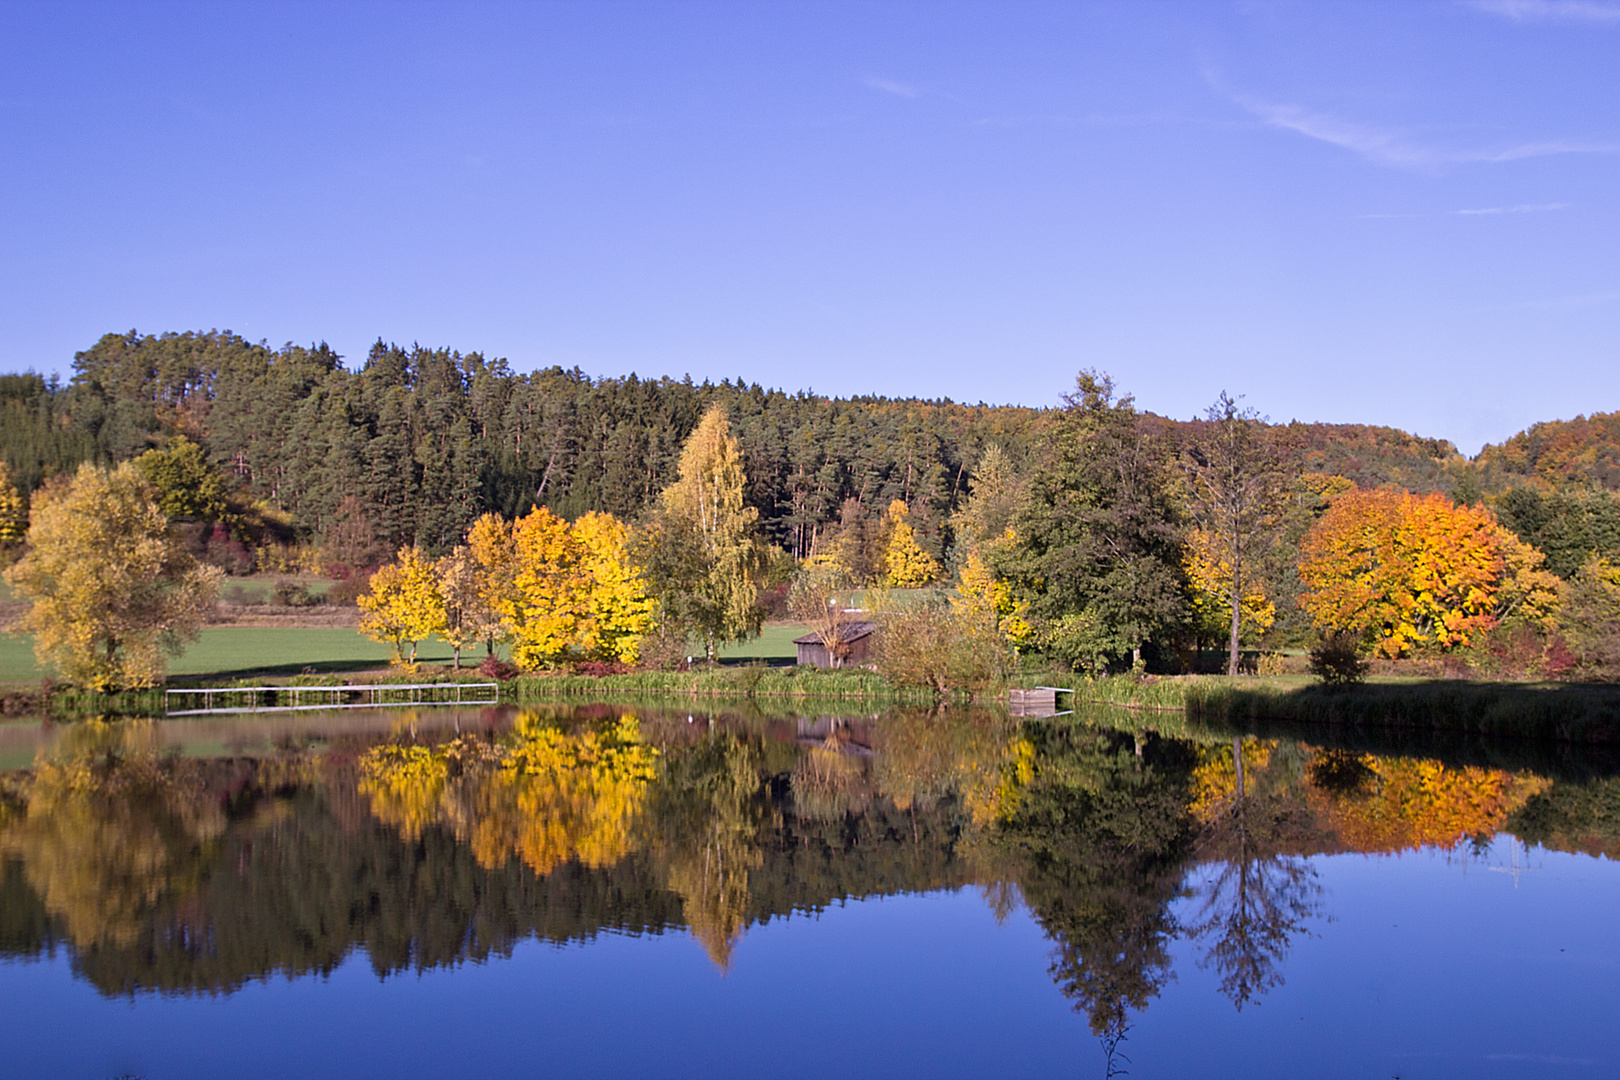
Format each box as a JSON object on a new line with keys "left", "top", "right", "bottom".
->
{"left": 573, "top": 511, "right": 657, "bottom": 663}
{"left": 506, "top": 506, "right": 590, "bottom": 669}
{"left": 1185, "top": 527, "right": 1275, "bottom": 649}
{"left": 953, "top": 542, "right": 1033, "bottom": 648}
{"left": 0, "top": 461, "right": 26, "bottom": 547}
{"left": 467, "top": 512, "right": 516, "bottom": 657}
{"left": 358, "top": 546, "right": 446, "bottom": 665}
{"left": 881, "top": 499, "right": 940, "bottom": 587}
{"left": 435, "top": 545, "right": 501, "bottom": 669}
{"left": 3, "top": 462, "right": 220, "bottom": 690}
{"left": 645, "top": 405, "right": 762, "bottom": 659}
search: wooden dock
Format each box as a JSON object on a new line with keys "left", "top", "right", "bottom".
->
{"left": 165, "top": 682, "right": 500, "bottom": 716}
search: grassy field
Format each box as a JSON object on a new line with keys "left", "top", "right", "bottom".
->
{"left": 0, "top": 621, "right": 809, "bottom": 684}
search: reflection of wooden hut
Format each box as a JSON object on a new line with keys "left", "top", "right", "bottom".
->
{"left": 793, "top": 622, "right": 877, "bottom": 669}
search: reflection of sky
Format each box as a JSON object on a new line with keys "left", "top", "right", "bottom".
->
{"left": 2, "top": 836, "right": 1617, "bottom": 1079}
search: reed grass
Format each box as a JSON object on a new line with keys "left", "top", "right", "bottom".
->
{"left": 502, "top": 665, "right": 946, "bottom": 704}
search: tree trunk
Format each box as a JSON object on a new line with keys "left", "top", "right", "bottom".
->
{"left": 452, "top": 644, "right": 461, "bottom": 670}
{"left": 1228, "top": 548, "right": 1242, "bottom": 676}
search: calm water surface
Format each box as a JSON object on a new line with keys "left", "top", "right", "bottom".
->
{"left": 0, "top": 703, "right": 1615, "bottom": 1079}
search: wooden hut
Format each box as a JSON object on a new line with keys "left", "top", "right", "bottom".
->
{"left": 793, "top": 622, "right": 877, "bottom": 669}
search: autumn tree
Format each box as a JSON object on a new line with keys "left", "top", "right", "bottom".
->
{"left": 880, "top": 500, "right": 940, "bottom": 587}
{"left": 996, "top": 371, "right": 1186, "bottom": 669}
{"left": 644, "top": 405, "right": 762, "bottom": 660}
{"left": 0, "top": 461, "right": 25, "bottom": 549}
{"left": 1298, "top": 488, "right": 1561, "bottom": 658}
{"left": 504, "top": 506, "right": 589, "bottom": 669}
{"left": 434, "top": 545, "right": 499, "bottom": 669}
{"left": 1184, "top": 528, "right": 1275, "bottom": 656}
{"left": 572, "top": 511, "right": 657, "bottom": 664}
{"left": 1184, "top": 393, "right": 1289, "bottom": 675}
{"left": 358, "top": 546, "right": 446, "bottom": 665}
{"left": 3, "top": 462, "right": 220, "bottom": 690}
{"left": 466, "top": 512, "right": 516, "bottom": 658}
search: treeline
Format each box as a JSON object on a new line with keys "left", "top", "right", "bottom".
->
{"left": 4, "top": 328, "right": 1560, "bottom": 569}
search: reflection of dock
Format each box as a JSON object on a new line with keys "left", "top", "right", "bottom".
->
{"left": 792, "top": 716, "right": 874, "bottom": 756}
{"left": 165, "top": 682, "right": 499, "bottom": 716}
{"left": 1490, "top": 836, "right": 1542, "bottom": 888}
{"left": 1008, "top": 687, "right": 1072, "bottom": 718}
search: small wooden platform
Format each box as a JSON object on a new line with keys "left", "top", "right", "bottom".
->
{"left": 1008, "top": 688, "right": 1058, "bottom": 717}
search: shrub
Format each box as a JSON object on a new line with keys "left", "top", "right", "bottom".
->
{"left": 325, "top": 574, "right": 371, "bottom": 607}
{"left": 271, "top": 580, "right": 322, "bottom": 607}
{"left": 1308, "top": 631, "right": 1370, "bottom": 687}
{"left": 477, "top": 655, "right": 520, "bottom": 680}
{"left": 875, "top": 600, "right": 1010, "bottom": 693}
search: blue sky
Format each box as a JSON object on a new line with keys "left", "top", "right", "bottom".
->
{"left": 1, "top": 1, "right": 1616, "bottom": 454}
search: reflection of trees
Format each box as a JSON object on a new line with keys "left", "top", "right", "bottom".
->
{"left": 872, "top": 707, "right": 1031, "bottom": 828}
{"left": 357, "top": 713, "right": 658, "bottom": 876}
{"left": 1303, "top": 750, "right": 1550, "bottom": 853}
{"left": 645, "top": 733, "right": 772, "bottom": 969}
{"left": 1186, "top": 739, "right": 1325, "bottom": 1010}
{"left": 0, "top": 720, "right": 227, "bottom": 948}
{"left": 982, "top": 722, "right": 1199, "bottom": 1040}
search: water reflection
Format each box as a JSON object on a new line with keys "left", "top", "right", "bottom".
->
{"left": 0, "top": 703, "right": 1615, "bottom": 1068}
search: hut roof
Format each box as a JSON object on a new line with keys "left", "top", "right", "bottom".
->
{"left": 792, "top": 622, "right": 877, "bottom": 646}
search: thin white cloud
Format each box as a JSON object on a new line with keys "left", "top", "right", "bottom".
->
{"left": 863, "top": 77, "right": 920, "bottom": 99}
{"left": 1456, "top": 201, "right": 1571, "bottom": 214}
{"left": 1235, "top": 94, "right": 1618, "bottom": 170}
{"left": 1469, "top": 0, "right": 1620, "bottom": 23}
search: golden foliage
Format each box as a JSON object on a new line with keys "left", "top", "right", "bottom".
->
{"left": 3, "top": 462, "right": 220, "bottom": 689}
{"left": 954, "top": 545, "right": 1034, "bottom": 647}
{"left": 1184, "top": 527, "right": 1275, "bottom": 643}
{"left": 572, "top": 511, "right": 658, "bottom": 663}
{"left": 881, "top": 500, "right": 940, "bottom": 587}
{"left": 0, "top": 720, "right": 226, "bottom": 948}
{"left": 358, "top": 546, "right": 446, "bottom": 665}
{"left": 0, "top": 461, "right": 25, "bottom": 545}
{"left": 1306, "top": 753, "right": 1550, "bottom": 853}
{"left": 357, "top": 714, "right": 659, "bottom": 877}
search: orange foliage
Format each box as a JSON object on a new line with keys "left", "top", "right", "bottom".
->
{"left": 1307, "top": 753, "right": 1549, "bottom": 853}
{"left": 1298, "top": 487, "right": 1558, "bottom": 657}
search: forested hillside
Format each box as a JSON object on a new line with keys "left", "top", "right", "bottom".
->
{"left": 1476, "top": 412, "right": 1620, "bottom": 491}
{"left": 2, "top": 329, "right": 1480, "bottom": 563}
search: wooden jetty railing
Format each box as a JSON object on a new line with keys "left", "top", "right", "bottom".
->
{"left": 165, "top": 682, "right": 500, "bottom": 717}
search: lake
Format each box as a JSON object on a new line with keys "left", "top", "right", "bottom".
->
{"left": 0, "top": 702, "right": 1616, "bottom": 1079}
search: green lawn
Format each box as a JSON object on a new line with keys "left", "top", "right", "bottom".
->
{"left": 0, "top": 622, "right": 810, "bottom": 683}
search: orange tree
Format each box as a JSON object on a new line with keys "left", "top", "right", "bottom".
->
{"left": 1297, "top": 488, "right": 1558, "bottom": 658}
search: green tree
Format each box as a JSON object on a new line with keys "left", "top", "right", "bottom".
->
{"left": 133, "top": 434, "right": 232, "bottom": 523}
{"left": 1184, "top": 393, "right": 1289, "bottom": 675}
{"left": 997, "top": 372, "right": 1186, "bottom": 669}
{"left": 1561, "top": 555, "right": 1620, "bottom": 677}
{"left": 3, "top": 462, "right": 220, "bottom": 690}
{"left": 645, "top": 405, "right": 762, "bottom": 660}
